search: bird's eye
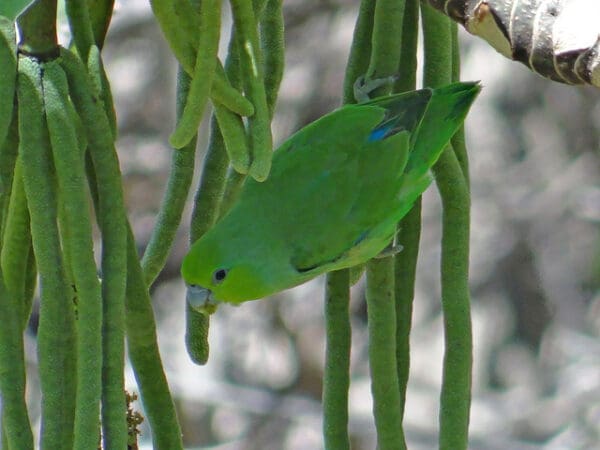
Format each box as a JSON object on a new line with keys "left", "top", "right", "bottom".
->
{"left": 212, "top": 268, "right": 228, "bottom": 284}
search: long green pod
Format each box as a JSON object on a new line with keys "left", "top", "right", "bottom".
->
{"left": 259, "top": 0, "right": 284, "bottom": 117}
{"left": 142, "top": 68, "right": 197, "bottom": 285}
{"left": 184, "top": 22, "right": 245, "bottom": 365}
{"left": 43, "top": 60, "right": 104, "bottom": 450}
{"left": 189, "top": 113, "right": 230, "bottom": 245}
{"left": 213, "top": 101, "right": 250, "bottom": 174}
{"left": 450, "top": 22, "right": 469, "bottom": 185}
{"left": 230, "top": 0, "right": 272, "bottom": 181}
{"left": 17, "top": 55, "right": 77, "bottom": 450}
{"left": 366, "top": 259, "right": 405, "bottom": 450}
{"left": 126, "top": 227, "right": 184, "bottom": 450}
{"left": 58, "top": 47, "right": 129, "bottom": 450}
{"left": 0, "top": 124, "right": 33, "bottom": 450}
{"left": 169, "top": 0, "right": 221, "bottom": 148}
{"left": 322, "top": 2, "right": 375, "bottom": 443}
{"left": 394, "top": 0, "right": 420, "bottom": 421}
{"left": 0, "top": 271, "right": 33, "bottom": 450}
{"left": 367, "top": 0, "right": 405, "bottom": 93}
{"left": 184, "top": 115, "right": 230, "bottom": 364}
{"left": 322, "top": 269, "right": 351, "bottom": 450}
{"left": 0, "top": 15, "right": 17, "bottom": 148}
{"left": 422, "top": 4, "right": 472, "bottom": 449}
{"left": 1, "top": 161, "right": 33, "bottom": 326}
{"left": 363, "top": 2, "right": 407, "bottom": 448}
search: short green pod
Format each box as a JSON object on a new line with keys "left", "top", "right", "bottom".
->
{"left": 169, "top": 0, "right": 221, "bottom": 148}
{"left": 213, "top": 102, "right": 250, "bottom": 174}
{"left": 211, "top": 63, "right": 255, "bottom": 117}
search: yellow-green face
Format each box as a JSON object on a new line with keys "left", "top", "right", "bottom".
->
{"left": 180, "top": 232, "right": 277, "bottom": 311}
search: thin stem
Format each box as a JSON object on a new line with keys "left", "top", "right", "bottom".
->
{"left": 185, "top": 22, "right": 246, "bottom": 365}
{"left": 65, "top": 0, "right": 96, "bottom": 61}
{"left": 16, "top": 0, "right": 58, "bottom": 58}
{"left": 394, "top": 0, "right": 419, "bottom": 93}
{"left": 87, "top": 0, "right": 115, "bottom": 48}
{"left": 230, "top": 0, "right": 272, "bottom": 181}
{"left": 322, "top": 269, "right": 351, "bottom": 450}
{"left": 421, "top": 4, "right": 472, "bottom": 449}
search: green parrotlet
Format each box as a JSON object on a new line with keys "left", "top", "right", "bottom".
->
{"left": 182, "top": 81, "right": 480, "bottom": 312}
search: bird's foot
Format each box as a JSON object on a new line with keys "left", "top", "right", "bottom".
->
{"left": 374, "top": 244, "right": 404, "bottom": 259}
{"left": 353, "top": 74, "right": 399, "bottom": 103}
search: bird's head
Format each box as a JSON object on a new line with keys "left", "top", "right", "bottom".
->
{"left": 181, "top": 227, "right": 280, "bottom": 313}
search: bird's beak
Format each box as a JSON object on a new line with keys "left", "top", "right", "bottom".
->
{"left": 186, "top": 285, "right": 218, "bottom": 314}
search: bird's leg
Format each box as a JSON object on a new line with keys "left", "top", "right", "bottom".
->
{"left": 353, "top": 74, "right": 399, "bottom": 103}
{"left": 374, "top": 244, "right": 404, "bottom": 259}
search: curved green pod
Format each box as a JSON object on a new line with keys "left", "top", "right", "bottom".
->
{"left": 169, "top": 0, "right": 221, "bottom": 148}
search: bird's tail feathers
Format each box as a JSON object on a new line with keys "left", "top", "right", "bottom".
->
{"left": 404, "top": 81, "right": 480, "bottom": 177}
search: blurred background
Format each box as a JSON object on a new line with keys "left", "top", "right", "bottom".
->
{"left": 26, "top": 0, "right": 600, "bottom": 448}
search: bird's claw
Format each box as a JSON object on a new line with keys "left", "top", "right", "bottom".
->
{"left": 353, "top": 74, "right": 400, "bottom": 103}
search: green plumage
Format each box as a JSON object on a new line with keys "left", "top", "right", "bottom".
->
{"left": 181, "top": 82, "right": 480, "bottom": 310}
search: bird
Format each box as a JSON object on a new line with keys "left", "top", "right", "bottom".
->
{"left": 181, "top": 81, "right": 480, "bottom": 313}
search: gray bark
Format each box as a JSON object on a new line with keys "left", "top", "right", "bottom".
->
{"left": 426, "top": 0, "right": 600, "bottom": 87}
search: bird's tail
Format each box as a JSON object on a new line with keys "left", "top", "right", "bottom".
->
{"left": 397, "top": 81, "right": 480, "bottom": 204}
{"left": 405, "top": 81, "right": 481, "bottom": 175}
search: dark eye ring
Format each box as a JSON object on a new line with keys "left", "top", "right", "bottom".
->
{"left": 212, "top": 268, "right": 228, "bottom": 284}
